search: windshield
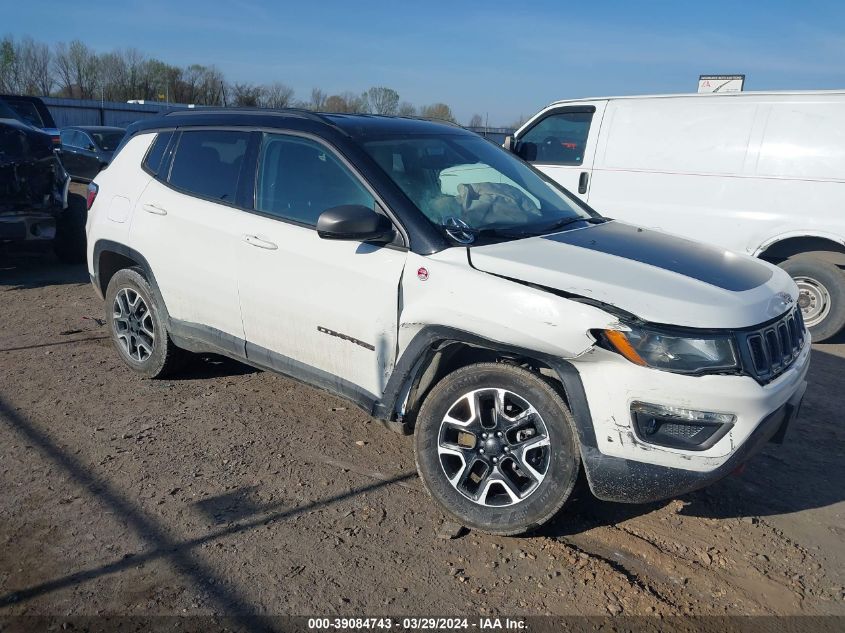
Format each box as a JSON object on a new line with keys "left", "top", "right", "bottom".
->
{"left": 362, "top": 134, "right": 595, "bottom": 242}
{"left": 92, "top": 131, "right": 124, "bottom": 151}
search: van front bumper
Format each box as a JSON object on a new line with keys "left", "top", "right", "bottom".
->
{"left": 551, "top": 339, "right": 810, "bottom": 504}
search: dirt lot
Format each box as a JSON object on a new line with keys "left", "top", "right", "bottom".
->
{"left": 1, "top": 237, "right": 844, "bottom": 624}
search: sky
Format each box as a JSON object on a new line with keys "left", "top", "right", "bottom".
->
{"left": 4, "top": 0, "right": 845, "bottom": 126}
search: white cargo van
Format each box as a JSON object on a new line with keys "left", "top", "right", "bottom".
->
{"left": 508, "top": 91, "right": 845, "bottom": 340}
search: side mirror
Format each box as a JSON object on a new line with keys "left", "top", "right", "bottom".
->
{"left": 316, "top": 205, "right": 394, "bottom": 242}
{"left": 88, "top": 144, "right": 97, "bottom": 152}
{"left": 518, "top": 141, "right": 537, "bottom": 162}
{"left": 503, "top": 135, "right": 517, "bottom": 152}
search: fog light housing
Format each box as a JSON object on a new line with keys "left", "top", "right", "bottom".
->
{"left": 631, "top": 402, "right": 735, "bottom": 451}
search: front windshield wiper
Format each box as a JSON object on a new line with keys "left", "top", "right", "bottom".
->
{"left": 439, "top": 215, "right": 607, "bottom": 245}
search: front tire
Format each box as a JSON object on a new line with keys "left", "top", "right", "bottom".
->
{"left": 105, "top": 268, "right": 186, "bottom": 378}
{"left": 414, "top": 362, "right": 580, "bottom": 536}
{"left": 780, "top": 256, "right": 845, "bottom": 342}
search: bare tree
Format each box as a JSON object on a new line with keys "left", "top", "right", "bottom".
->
{"left": 261, "top": 81, "right": 295, "bottom": 108}
{"left": 362, "top": 86, "right": 400, "bottom": 115}
{"left": 468, "top": 113, "right": 484, "bottom": 128}
{"left": 230, "top": 82, "right": 264, "bottom": 107}
{"left": 309, "top": 87, "right": 327, "bottom": 111}
{"left": 53, "top": 40, "right": 98, "bottom": 98}
{"left": 18, "top": 37, "right": 53, "bottom": 95}
{"left": 419, "top": 102, "right": 456, "bottom": 123}
{"left": 397, "top": 101, "right": 417, "bottom": 117}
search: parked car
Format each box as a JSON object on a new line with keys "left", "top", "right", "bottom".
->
{"left": 86, "top": 109, "right": 809, "bottom": 535}
{"left": 0, "top": 94, "right": 61, "bottom": 150}
{"left": 0, "top": 99, "right": 81, "bottom": 260}
{"left": 506, "top": 90, "right": 845, "bottom": 341}
{"left": 60, "top": 126, "right": 125, "bottom": 182}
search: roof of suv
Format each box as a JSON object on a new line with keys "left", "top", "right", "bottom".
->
{"left": 128, "top": 108, "right": 469, "bottom": 140}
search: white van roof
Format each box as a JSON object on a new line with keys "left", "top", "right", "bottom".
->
{"left": 547, "top": 89, "right": 845, "bottom": 108}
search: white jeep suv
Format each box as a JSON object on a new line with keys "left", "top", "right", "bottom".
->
{"left": 86, "top": 109, "right": 810, "bottom": 535}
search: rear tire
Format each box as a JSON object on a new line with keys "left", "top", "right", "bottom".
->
{"left": 414, "top": 362, "right": 580, "bottom": 536}
{"left": 780, "top": 256, "right": 845, "bottom": 342}
{"left": 53, "top": 192, "right": 87, "bottom": 264}
{"left": 105, "top": 268, "right": 186, "bottom": 378}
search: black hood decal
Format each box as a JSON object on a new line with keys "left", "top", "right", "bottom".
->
{"left": 542, "top": 221, "right": 772, "bottom": 292}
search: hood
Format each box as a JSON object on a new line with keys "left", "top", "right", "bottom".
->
{"left": 468, "top": 221, "right": 797, "bottom": 329}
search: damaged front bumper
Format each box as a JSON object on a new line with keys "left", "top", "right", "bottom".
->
{"left": 551, "top": 338, "right": 810, "bottom": 504}
{"left": 0, "top": 154, "right": 69, "bottom": 243}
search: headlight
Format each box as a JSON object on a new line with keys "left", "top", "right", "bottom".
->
{"left": 600, "top": 324, "right": 739, "bottom": 374}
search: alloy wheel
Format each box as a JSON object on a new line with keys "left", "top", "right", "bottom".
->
{"left": 112, "top": 287, "right": 155, "bottom": 362}
{"left": 437, "top": 387, "right": 551, "bottom": 507}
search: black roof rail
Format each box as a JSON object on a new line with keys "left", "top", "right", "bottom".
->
{"left": 161, "top": 106, "right": 349, "bottom": 135}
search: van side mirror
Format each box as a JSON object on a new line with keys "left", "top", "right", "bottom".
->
{"left": 316, "top": 205, "right": 394, "bottom": 243}
{"left": 503, "top": 135, "right": 517, "bottom": 152}
{"left": 518, "top": 142, "right": 537, "bottom": 162}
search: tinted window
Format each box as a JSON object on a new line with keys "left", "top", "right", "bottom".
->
{"left": 6, "top": 101, "right": 45, "bottom": 128}
{"left": 169, "top": 130, "right": 249, "bottom": 202}
{"left": 256, "top": 134, "right": 374, "bottom": 225}
{"left": 520, "top": 111, "right": 593, "bottom": 164}
{"left": 60, "top": 130, "right": 79, "bottom": 147}
{"left": 92, "top": 131, "right": 124, "bottom": 151}
{"left": 142, "top": 132, "right": 173, "bottom": 176}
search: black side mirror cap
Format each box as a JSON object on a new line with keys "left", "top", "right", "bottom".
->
{"left": 518, "top": 141, "right": 537, "bottom": 162}
{"left": 316, "top": 205, "right": 394, "bottom": 242}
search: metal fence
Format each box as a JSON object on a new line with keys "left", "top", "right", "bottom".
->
{"left": 41, "top": 97, "right": 193, "bottom": 128}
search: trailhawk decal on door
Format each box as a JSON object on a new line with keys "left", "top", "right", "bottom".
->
{"left": 317, "top": 326, "right": 375, "bottom": 351}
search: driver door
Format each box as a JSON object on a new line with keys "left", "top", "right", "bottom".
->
{"left": 515, "top": 101, "right": 607, "bottom": 201}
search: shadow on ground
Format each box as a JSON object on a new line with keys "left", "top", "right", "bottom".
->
{"left": 0, "top": 247, "right": 89, "bottom": 290}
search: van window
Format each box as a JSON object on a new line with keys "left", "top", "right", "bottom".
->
{"left": 519, "top": 110, "right": 594, "bottom": 165}
{"left": 256, "top": 134, "right": 374, "bottom": 225}
{"left": 168, "top": 130, "right": 249, "bottom": 203}
{"left": 757, "top": 103, "right": 845, "bottom": 180}
{"left": 602, "top": 99, "right": 756, "bottom": 174}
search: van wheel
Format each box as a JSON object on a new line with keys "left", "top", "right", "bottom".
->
{"left": 414, "top": 362, "right": 580, "bottom": 536}
{"left": 105, "top": 268, "right": 186, "bottom": 378}
{"left": 780, "top": 256, "right": 845, "bottom": 342}
{"left": 53, "top": 193, "right": 87, "bottom": 264}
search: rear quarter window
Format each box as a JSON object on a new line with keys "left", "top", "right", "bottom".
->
{"left": 142, "top": 132, "right": 173, "bottom": 176}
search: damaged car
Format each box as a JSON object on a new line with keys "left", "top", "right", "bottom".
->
{"left": 86, "top": 110, "right": 810, "bottom": 535}
{"left": 0, "top": 100, "right": 82, "bottom": 261}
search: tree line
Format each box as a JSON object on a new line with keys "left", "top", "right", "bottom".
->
{"left": 0, "top": 35, "right": 467, "bottom": 123}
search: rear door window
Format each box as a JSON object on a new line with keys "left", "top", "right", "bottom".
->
{"left": 168, "top": 130, "right": 250, "bottom": 203}
{"left": 519, "top": 110, "right": 594, "bottom": 165}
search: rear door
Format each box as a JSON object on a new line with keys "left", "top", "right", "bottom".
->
{"left": 130, "top": 129, "right": 251, "bottom": 353}
{"left": 236, "top": 132, "right": 407, "bottom": 401}
{"left": 75, "top": 131, "right": 101, "bottom": 180}
{"left": 514, "top": 101, "right": 607, "bottom": 201}
{"left": 60, "top": 130, "right": 83, "bottom": 177}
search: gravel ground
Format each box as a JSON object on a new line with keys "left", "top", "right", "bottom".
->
{"left": 1, "top": 231, "right": 843, "bottom": 623}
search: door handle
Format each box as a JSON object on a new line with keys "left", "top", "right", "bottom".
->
{"left": 243, "top": 234, "right": 278, "bottom": 250}
{"left": 142, "top": 203, "right": 168, "bottom": 216}
{"left": 578, "top": 171, "right": 589, "bottom": 195}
